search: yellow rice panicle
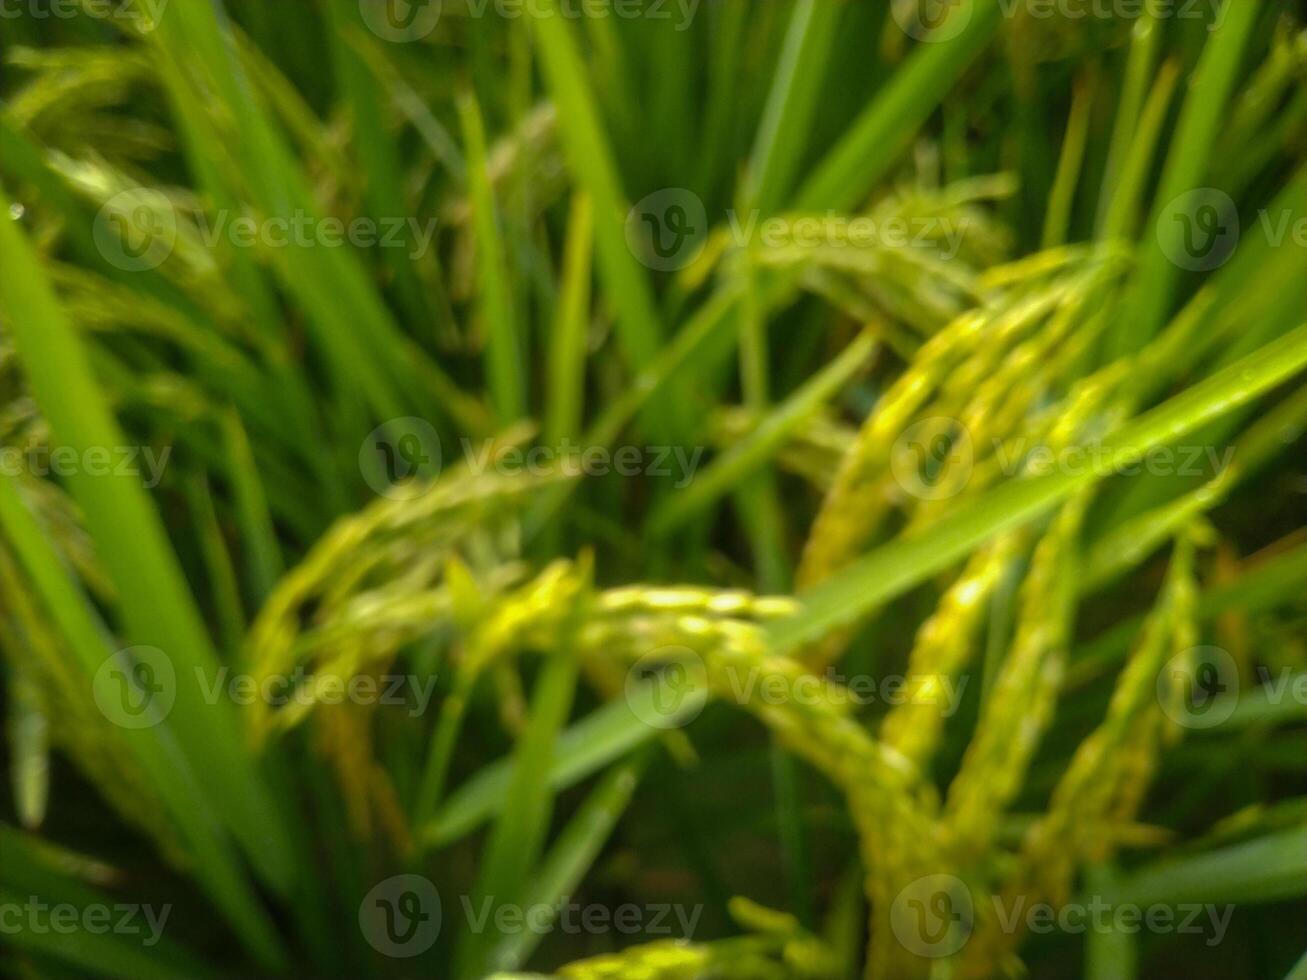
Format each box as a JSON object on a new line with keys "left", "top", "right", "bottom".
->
{"left": 879, "top": 535, "right": 1025, "bottom": 771}
{"left": 943, "top": 494, "right": 1089, "bottom": 862}
{"left": 956, "top": 533, "right": 1203, "bottom": 977}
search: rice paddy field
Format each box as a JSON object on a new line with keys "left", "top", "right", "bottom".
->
{"left": 1, "top": 0, "right": 1306, "bottom": 977}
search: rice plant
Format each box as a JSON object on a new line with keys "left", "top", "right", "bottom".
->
{"left": 0, "top": 0, "right": 1305, "bottom": 977}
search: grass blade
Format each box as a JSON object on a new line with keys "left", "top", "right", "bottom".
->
{"left": 795, "top": 0, "right": 1003, "bottom": 210}
{"left": 1111, "top": 0, "right": 1262, "bottom": 355}
{"left": 0, "top": 185, "right": 295, "bottom": 900}
{"left": 484, "top": 749, "right": 650, "bottom": 973}
{"left": 649, "top": 330, "right": 876, "bottom": 535}
{"left": 459, "top": 90, "right": 528, "bottom": 426}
